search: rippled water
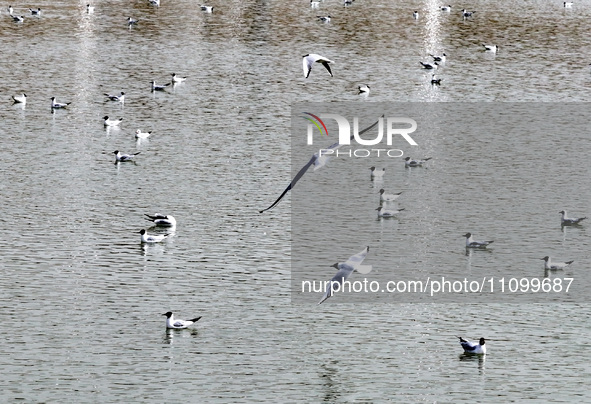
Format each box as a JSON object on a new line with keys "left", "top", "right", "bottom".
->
{"left": 1, "top": 0, "right": 590, "bottom": 402}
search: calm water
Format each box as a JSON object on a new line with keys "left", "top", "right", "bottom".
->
{"left": 1, "top": 0, "right": 590, "bottom": 402}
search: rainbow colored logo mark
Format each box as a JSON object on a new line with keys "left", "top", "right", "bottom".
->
{"left": 301, "top": 112, "right": 328, "bottom": 137}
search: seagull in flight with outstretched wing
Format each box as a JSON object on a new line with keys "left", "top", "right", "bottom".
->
{"left": 319, "top": 246, "right": 370, "bottom": 305}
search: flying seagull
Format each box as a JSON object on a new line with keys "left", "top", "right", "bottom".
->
{"left": 303, "top": 54, "right": 334, "bottom": 78}
{"left": 259, "top": 116, "right": 382, "bottom": 213}
{"left": 319, "top": 246, "right": 370, "bottom": 305}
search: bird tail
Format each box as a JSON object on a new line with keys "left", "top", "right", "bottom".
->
{"left": 486, "top": 241, "right": 494, "bottom": 245}
{"left": 133, "top": 152, "right": 141, "bottom": 156}
{"left": 189, "top": 316, "right": 202, "bottom": 323}
{"left": 566, "top": 261, "right": 574, "bottom": 265}
{"left": 424, "top": 157, "right": 433, "bottom": 161}
{"left": 457, "top": 336, "right": 467, "bottom": 342}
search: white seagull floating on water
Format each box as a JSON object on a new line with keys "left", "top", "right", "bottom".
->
{"left": 458, "top": 337, "right": 486, "bottom": 354}
{"left": 430, "top": 53, "right": 446, "bottom": 63}
{"left": 463, "top": 233, "right": 493, "bottom": 249}
{"left": 12, "top": 93, "right": 26, "bottom": 104}
{"left": 559, "top": 210, "right": 586, "bottom": 226}
{"left": 376, "top": 206, "right": 404, "bottom": 218}
{"left": 145, "top": 214, "right": 176, "bottom": 227}
{"left": 29, "top": 8, "right": 41, "bottom": 16}
{"left": 370, "top": 166, "right": 385, "bottom": 180}
{"left": 413, "top": 11, "right": 419, "bottom": 19}
{"left": 140, "top": 229, "right": 169, "bottom": 243}
{"left": 564, "top": 2, "right": 573, "bottom": 7}
{"left": 113, "top": 150, "right": 140, "bottom": 162}
{"left": 87, "top": 4, "right": 94, "bottom": 14}
{"left": 461, "top": 9, "right": 474, "bottom": 18}
{"left": 7, "top": 5, "right": 13, "bottom": 15}
{"left": 12, "top": 15, "right": 24, "bottom": 23}
{"left": 404, "top": 157, "right": 431, "bottom": 167}
{"left": 151, "top": 80, "right": 171, "bottom": 91}
{"left": 51, "top": 97, "right": 71, "bottom": 109}
{"left": 317, "top": 15, "right": 331, "bottom": 23}
{"left": 358, "top": 84, "right": 370, "bottom": 94}
{"left": 200, "top": 5, "right": 213, "bottom": 13}
{"left": 127, "top": 17, "right": 139, "bottom": 25}
{"left": 319, "top": 246, "right": 370, "bottom": 305}
{"left": 259, "top": 117, "right": 382, "bottom": 213}
{"left": 104, "top": 92, "right": 125, "bottom": 102}
{"left": 303, "top": 54, "right": 334, "bottom": 78}
{"left": 310, "top": 0, "right": 320, "bottom": 8}
{"left": 541, "top": 256, "right": 573, "bottom": 270}
{"left": 420, "top": 61, "right": 438, "bottom": 70}
{"left": 149, "top": 0, "right": 160, "bottom": 6}
{"left": 483, "top": 44, "right": 498, "bottom": 53}
{"left": 163, "top": 311, "right": 201, "bottom": 329}
{"left": 103, "top": 116, "right": 123, "bottom": 126}
{"left": 171, "top": 73, "right": 187, "bottom": 84}
{"left": 441, "top": 5, "right": 452, "bottom": 12}
{"left": 135, "top": 129, "right": 152, "bottom": 139}
{"left": 379, "top": 189, "right": 402, "bottom": 203}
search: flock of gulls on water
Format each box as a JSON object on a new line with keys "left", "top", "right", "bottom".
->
{"left": 257, "top": 0, "right": 588, "bottom": 354}
{"left": 5, "top": 0, "right": 586, "bottom": 346}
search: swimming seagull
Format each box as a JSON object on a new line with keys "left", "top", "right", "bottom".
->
{"left": 376, "top": 207, "right": 404, "bottom": 218}
{"left": 113, "top": 150, "right": 140, "bottom": 162}
{"left": 564, "top": 2, "right": 573, "bottom": 7}
{"left": 103, "top": 116, "right": 123, "bottom": 126}
{"left": 303, "top": 54, "right": 334, "bottom": 78}
{"left": 310, "top": 0, "right": 320, "bottom": 8}
{"left": 171, "top": 73, "right": 187, "bottom": 84}
{"left": 317, "top": 15, "right": 331, "bottom": 23}
{"left": 7, "top": 5, "right": 13, "bottom": 15}
{"left": 541, "top": 256, "right": 574, "bottom": 270}
{"left": 259, "top": 117, "right": 382, "bottom": 213}
{"left": 482, "top": 44, "right": 498, "bottom": 53}
{"left": 431, "top": 75, "right": 442, "bottom": 85}
{"left": 441, "top": 5, "right": 452, "bottom": 12}
{"left": 379, "top": 189, "right": 402, "bottom": 203}
{"left": 135, "top": 129, "right": 152, "bottom": 139}
{"left": 358, "top": 84, "right": 370, "bottom": 94}
{"left": 145, "top": 214, "right": 176, "bottom": 227}
{"left": 163, "top": 311, "right": 201, "bottom": 329}
{"left": 200, "top": 5, "right": 213, "bottom": 13}
{"left": 149, "top": 0, "right": 160, "bottom": 6}
{"left": 559, "top": 210, "right": 586, "bottom": 226}
{"left": 404, "top": 156, "right": 432, "bottom": 167}
{"left": 413, "top": 11, "right": 419, "bottom": 19}
{"left": 12, "top": 15, "right": 24, "bottom": 22}
{"left": 430, "top": 53, "right": 446, "bottom": 62}
{"left": 29, "top": 8, "right": 41, "bottom": 16}
{"left": 12, "top": 93, "right": 27, "bottom": 104}
{"left": 127, "top": 17, "right": 139, "bottom": 25}
{"left": 458, "top": 337, "right": 486, "bottom": 354}
{"left": 319, "top": 246, "right": 370, "bottom": 304}
{"left": 51, "top": 97, "right": 71, "bottom": 109}
{"left": 370, "top": 166, "right": 385, "bottom": 180}
{"left": 104, "top": 92, "right": 125, "bottom": 102}
{"left": 87, "top": 4, "right": 94, "bottom": 13}
{"left": 463, "top": 233, "right": 494, "bottom": 249}
{"left": 140, "top": 229, "right": 169, "bottom": 243}
{"left": 151, "top": 80, "right": 171, "bottom": 91}
{"left": 420, "top": 61, "right": 438, "bottom": 70}
{"left": 461, "top": 9, "right": 474, "bottom": 18}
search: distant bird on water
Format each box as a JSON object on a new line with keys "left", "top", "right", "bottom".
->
{"left": 113, "top": 150, "right": 140, "bottom": 162}
{"left": 559, "top": 210, "right": 586, "bottom": 226}
{"left": 376, "top": 207, "right": 404, "bottom": 218}
{"left": 29, "top": 8, "right": 41, "bottom": 16}
{"left": 171, "top": 73, "right": 187, "bottom": 84}
{"left": 103, "top": 116, "right": 123, "bottom": 126}
{"left": 163, "top": 311, "right": 201, "bottom": 329}
{"left": 135, "top": 129, "right": 152, "bottom": 139}
{"left": 420, "top": 61, "right": 438, "bottom": 70}
{"left": 51, "top": 97, "right": 71, "bottom": 109}
{"left": 87, "top": 4, "right": 94, "bottom": 13}
{"left": 317, "top": 15, "right": 331, "bottom": 23}
{"left": 541, "top": 256, "right": 573, "bottom": 270}
{"left": 12, "top": 93, "right": 27, "bottom": 104}
{"left": 483, "top": 44, "right": 498, "bottom": 53}
{"left": 431, "top": 75, "right": 442, "bottom": 85}
{"left": 463, "top": 233, "right": 493, "bottom": 249}
{"left": 140, "top": 229, "right": 169, "bottom": 243}
{"left": 370, "top": 166, "right": 385, "bottom": 180}
{"left": 104, "top": 92, "right": 125, "bottom": 102}
{"left": 404, "top": 157, "right": 431, "bottom": 167}
{"left": 200, "top": 5, "right": 213, "bottom": 13}
{"left": 127, "top": 17, "right": 139, "bottom": 25}
{"left": 151, "top": 80, "right": 171, "bottom": 91}
{"left": 413, "top": 11, "right": 419, "bottom": 19}
{"left": 145, "top": 214, "right": 176, "bottom": 227}
{"left": 458, "top": 337, "right": 486, "bottom": 354}
{"left": 358, "top": 84, "right": 370, "bottom": 94}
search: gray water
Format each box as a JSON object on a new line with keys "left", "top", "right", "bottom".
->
{"left": 1, "top": 0, "right": 590, "bottom": 402}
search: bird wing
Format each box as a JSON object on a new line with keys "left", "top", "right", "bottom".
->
{"left": 344, "top": 246, "right": 369, "bottom": 269}
{"left": 303, "top": 55, "right": 314, "bottom": 78}
{"left": 318, "top": 265, "right": 355, "bottom": 304}
{"left": 259, "top": 116, "right": 382, "bottom": 213}
{"left": 321, "top": 61, "right": 333, "bottom": 77}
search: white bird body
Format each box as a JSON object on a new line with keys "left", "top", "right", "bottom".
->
{"left": 559, "top": 210, "right": 586, "bottom": 226}
{"left": 370, "top": 166, "right": 385, "bottom": 180}
{"left": 140, "top": 229, "right": 169, "bottom": 243}
{"left": 317, "top": 15, "right": 331, "bottom": 23}
{"left": 310, "top": 1, "right": 320, "bottom": 8}
{"left": 541, "top": 256, "right": 573, "bottom": 270}
{"left": 462, "top": 9, "right": 474, "bottom": 18}
{"left": 29, "top": 8, "right": 41, "bottom": 16}
{"left": 319, "top": 246, "right": 370, "bottom": 304}
{"left": 464, "top": 233, "right": 493, "bottom": 249}
{"left": 87, "top": 4, "right": 94, "bottom": 14}
{"left": 413, "top": 11, "right": 419, "bottom": 19}
{"left": 458, "top": 337, "right": 486, "bottom": 354}
{"left": 441, "top": 5, "right": 452, "bottom": 12}
{"left": 145, "top": 214, "right": 176, "bottom": 227}
{"left": 12, "top": 93, "right": 26, "bottom": 104}
{"left": 103, "top": 116, "right": 123, "bottom": 126}
{"left": 200, "top": 5, "right": 213, "bottom": 13}
{"left": 483, "top": 44, "right": 498, "bottom": 53}
{"left": 127, "top": 17, "right": 139, "bottom": 25}
{"left": 163, "top": 312, "right": 201, "bottom": 329}
{"left": 51, "top": 97, "right": 71, "bottom": 109}
{"left": 171, "top": 73, "right": 187, "bottom": 84}
{"left": 151, "top": 80, "right": 170, "bottom": 91}
{"left": 303, "top": 54, "right": 334, "bottom": 78}
{"left": 113, "top": 150, "right": 140, "bottom": 162}
{"left": 12, "top": 15, "right": 24, "bottom": 23}
{"left": 358, "top": 84, "right": 370, "bottom": 94}
{"left": 404, "top": 157, "right": 431, "bottom": 167}
{"left": 376, "top": 207, "right": 404, "bottom": 217}
{"left": 564, "top": 2, "right": 573, "bottom": 7}
{"left": 135, "top": 129, "right": 152, "bottom": 139}
{"left": 8, "top": 5, "right": 13, "bottom": 15}
{"left": 379, "top": 189, "right": 402, "bottom": 203}
{"left": 105, "top": 92, "right": 125, "bottom": 102}
{"left": 149, "top": 0, "right": 160, "bottom": 6}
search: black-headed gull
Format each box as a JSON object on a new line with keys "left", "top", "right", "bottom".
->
{"left": 145, "top": 214, "right": 176, "bottom": 227}
{"left": 163, "top": 311, "right": 201, "bottom": 329}
{"left": 200, "top": 5, "right": 213, "bottom": 13}
{"left": 171, "top": 73, "right": 187, "bottom": 84}
{"left": 151, "top": 80, "right": 170, "bottom": 91}
{"left": 358, "top": 84, "right": 370, "bottom": 94}
{"left": 303, "top": 54, "right": 334, "bottom": 78}
{"left": 149, "top": 0, "right": 160, "bottom": 6}
{"left": 317, "top": 15, "right": 331, "bottom": 23}
{"left": 541, "top": 256, "right": 573, "bottom": 270}
{"left": 87, "top": 4, "right": 94, "bottom": 14}
{"left": 404, "top": 156, "right": 431, "bottom": 167}
{"left": 12, "top": 15, "right": 24, "bottom": 23}
{"left": 413, "top": 11, "right": 419, "bottom": 19}
{"left": 29, "top": 8, "right": 41, "bottom": 16}
{"left": 458, "top": 337, "right": 486, "bottom": 354}
{"left": 12, "top": 93, "right": 26, "bottom": 104}
{"left": 103, "top": 116, "right": 123, "bottom": 126}
{"left": 113, "top": 150, "right": 140, "bottom": 162}
{"left": 559, "top": 210, "right": 586, "bottom": 226}
{"left": 260, "top": 117, "right": 382, "bottom": 213}
{"left": 7, "top": 5, "right": 13, "bottom": 15}
{"left": 482, "top": 44, "right": 498, "bottom": 53}
{"left": 135, "top": 129, "right": 152, "bottom": 139}
{"left": 104, "top": 92, "right": 125, "bottom": 102}
{"left": 461, "top": 9, "right": 474, "bottom": 18}
{"left": 310, "top": 0, "right": 320, "bottom": 8}
{"left": 376, "top": 206, "right": 404, "bottom": 217}
{"left": 420, "top": 62, "right": 438, "bottom": 70}
{"left": 379, "top": 189, "right": 402, "bottom": 203}
{"left": 431, "top": 75, "right": 442, "bottom": 85}
{"left": 127, "top": 17, "right": 139, "bottom": 25}
{"left": 140, "top": 229, "right": 169, "bottom": 243}
{"left": 370, "top": 166, "right": 385, "bottom": 180}
{"left": 319, "top": 246, "right": 370, "bottom": 304}
{"left": 51, "top": 97, "right": 71, "bottom": 109}
{"left": 564, "top": 2, "right": 573, "bottom": 7}
{"left": 441, "top": 5, "right": 452, "bottom": 12}
{"left": 430, "top": 53, "right": 446, "bottom": 62}
{"left": 463, "top": 233, "right": 493, "bottom": 249}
